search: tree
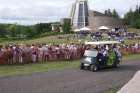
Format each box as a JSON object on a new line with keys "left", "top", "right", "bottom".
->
{"left": 34, "top": 23, "right": 52, "bottom": 35}
{"left": 107, "top": 9, "right": 112, "bottom": 16}
{"left": 0, "top": 24, "right": 7, "bottom": 37}
{"left": 139, "top": 6, "right": 140, "bottom": 13}
{"left": 7, "top": 24, "right": 18, "bottom": 37}
{"left": 62, "top": 20, "right": 71, "bottom": 33}
{"left": 133, "top": 19, "right": 140, "bottom": 29}
{"left": 112, "top": 9, "right": 119, "bottom": 18}
{"left": 124, "top": 8, "right": 134, "bottom": 25}
{"left": 123, "top": 5, "right": 140, "bottom": 28}
{"left": 136, "top": 5, "right": 139, "bottom": 13}
{"left": 104, "top": 10, "right": 108, "bottom": 15}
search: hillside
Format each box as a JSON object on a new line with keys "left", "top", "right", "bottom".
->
{"left": 0, "top": 34, "right": 80, "bottom": 45}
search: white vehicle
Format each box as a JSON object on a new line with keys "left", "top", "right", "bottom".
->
{"left": 80, "top": 41, "right": 122, "bottom": 72}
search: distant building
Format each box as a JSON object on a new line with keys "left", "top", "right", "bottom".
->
{"left": 88, "top": 11, "right": 125, "bottom": 32}
{"left": 70, "top": 0, "right": 125, "bottom": 32}
{"left": 51, "top": 23, "right": 61, "bottom": 32}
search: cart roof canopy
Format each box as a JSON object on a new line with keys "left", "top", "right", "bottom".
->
{"left": 85, "top": 41, "right": 121, "bottom": 45}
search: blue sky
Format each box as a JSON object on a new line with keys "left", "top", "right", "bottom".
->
{"left": 0, "top": 0, "right": 139, "bottom": 25}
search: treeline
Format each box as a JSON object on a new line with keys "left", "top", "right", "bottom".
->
{"left": 0, "top": 20, "right": 72, "bottom": 39}
{"left": 104, "top": 9, "right": 120, "bottom": 18}
{"left": 104, "top": 5, "right": 140, "bottom": 29}
{"left": 0, "top": 23, "right": 52, "bottom": 38}
{"left": 124, "top": 5, "right": 140, "bottom": 29}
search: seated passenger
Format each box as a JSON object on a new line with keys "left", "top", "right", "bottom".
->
{"left": 107, "top": 48, "right": 116, "bottom": 66}
{"left": 97, "top": 49, "right": 104, "bottom": 65}
{"left": 113, "top": 45, "right": 122, "bottom": 63}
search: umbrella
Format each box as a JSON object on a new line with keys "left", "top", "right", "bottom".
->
{"left": 74, "top": 29, "right": 80, "bottom": 32}
{"left": 80, "top": 27, "right": 91, "bottom": 31}
{"left": 99, "top": 26, "right": 109, "bottom": 30}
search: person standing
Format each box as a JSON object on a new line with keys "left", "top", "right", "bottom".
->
{"left": 0, "top": 45, "right": 5, "bottom": 65}
{"left": 31, "top": 45, "right": 37, "bottom": 63}
{"left": 55, "top": 45, "right": 60, "bottom": 60}
{"left": 43, "top": 45, "right": 49, "bottom": 62}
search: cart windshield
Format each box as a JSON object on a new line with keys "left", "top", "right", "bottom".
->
{"left": 84, "top": 50, "right": 98, "bottom": 57}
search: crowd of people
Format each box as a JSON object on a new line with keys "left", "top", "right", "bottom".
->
{"left": 91, "top": 31, "right": 125, "bottom": 41}
{"left": 0, "top": 42, "right": 140, "bottom": 65}
{"left": 0, "top": 43, "right": 86, "bottom": 65}
{"left": 121, "top": 43, "right": 140, "bottom": 55}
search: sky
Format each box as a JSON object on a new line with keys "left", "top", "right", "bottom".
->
{"left": 0, "top": 0, "right": 139, "bottom": 25}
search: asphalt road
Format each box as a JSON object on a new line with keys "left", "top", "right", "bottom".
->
{"left": 0, "top": 60, "right": 140, "bottom": 93}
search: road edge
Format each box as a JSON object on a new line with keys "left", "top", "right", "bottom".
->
{"left": 117, "top": 70, "right": 140, "bottom": 93}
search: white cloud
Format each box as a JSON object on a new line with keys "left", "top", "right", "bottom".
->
{"left": 0, "top": 0, "right": 139, "bottom": 25}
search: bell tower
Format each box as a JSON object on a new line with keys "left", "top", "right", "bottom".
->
{"left": 71, "top": 0, "right": 89, "bottom": 28}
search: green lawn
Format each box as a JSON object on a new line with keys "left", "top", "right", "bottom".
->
{"left": 0, "top": 60, "right": 80, "bottom": 77}
{"left": 0, "top": 35, "right": 80, "bottom": 45}
{"left": 123, "top": 54, "right": 140, "bottom": 61}
{"left": 124, "top": 39, "right": 140, "bottom": 45}
{"left": 0, "top": 54, "right": 140, "bottom": 77}
{"left": 0, "top": 33, "right": 139, "bottom": 45}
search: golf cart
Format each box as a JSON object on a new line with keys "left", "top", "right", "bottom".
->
{"left": 80, "top": 41, "right": 122, "bottom": 72}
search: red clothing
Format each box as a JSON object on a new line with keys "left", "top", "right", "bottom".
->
{"left": 0, "top": 50, "right": 5, "bottom": 65}
{"left": 0, "top": 57, "right": 4, "bottom": 64}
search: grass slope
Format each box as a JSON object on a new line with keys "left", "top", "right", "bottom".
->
{"left": 0, "top": 35, "right": 80, "bottom": 45}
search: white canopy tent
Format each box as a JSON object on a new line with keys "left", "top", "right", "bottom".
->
{"left": 99, "top": 26, "right": 109, "bottom": 30}
{"left": 80, "top": 27, "right": 91, "bottom": 31}
{"left": 74, "top": 29, "right": 80, "bottom": 32}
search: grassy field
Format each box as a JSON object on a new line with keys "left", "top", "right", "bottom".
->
{"left": 123, "top": 54, "right": 140, "bottom": 61}
{"left": 0, "top": 60, "right": 79, "bottom": 77}
{"left": 0, "top": 54, "right": 140, "bottom": 77}
{"left": 0, "top": 35, "right": 81, "bottom": 45}
{"left": 0, "top": 27, "right": 139, "bottom": 45}
{"left": 0, "top": 35, "right": 139, "bottom": 45}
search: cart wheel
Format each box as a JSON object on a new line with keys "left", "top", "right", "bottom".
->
{"left": 91, "top": 65, "right": 98, "bottom": 72}
{"left": 113, "top": 61, "right": 118, "bottom": 68}
{"left": 87, "top": 66, "right": 91, "bottom": 70}
{"left": 80, "top": 63, "right": 84, "bottom": 70}
{"left": 114, "top": 63, "right": 118, "bottom": 68}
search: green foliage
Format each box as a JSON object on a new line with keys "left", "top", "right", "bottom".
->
{"left": 112, "top": 9, "right": 119, "bottom": 18}
{"left": 0, "top": 61, "right": 80, "bottom": 77}
{"left": 8, "top": 24, "right": 17, "bottom": 37}
{"left": 133, "top": 19, "right": 140, "bottom": 29}
{"left": 0, "top": 24, "right": 7, "bottom": 37}
{"left": 34, "top": 23, "right": 52, "bottom": 34}
{"left": 39, "top": 31, "right": 61, "bottom": 37}
{"left": 104, "top": 9, "right": 120, "bottom": 18}
{"left": 62, "top": 20, "right": 71, "bottom": 34}
{"left": 124, "top": 5, "right": 140, "bottom": 29}
{"left": 0, "top": 22, "right": 53, "bottom": 38}
{"left": 0, "top": 19, "right": 71, "bottom": 39}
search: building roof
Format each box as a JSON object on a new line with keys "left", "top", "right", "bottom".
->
{"left": 88, "top": 10, "right": 125, "bottom": 32}
{"left": 89, "top": 10, "right": 106, "bottom": 17}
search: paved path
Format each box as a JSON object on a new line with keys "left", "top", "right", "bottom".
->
{"left": 0, "top": 60, "right": 140, "bottom": 93}
{"left": 118, "top": 70, "right": 140, "bottom": 93}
